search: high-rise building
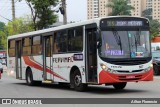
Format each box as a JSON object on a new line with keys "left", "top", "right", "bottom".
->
{"left": 87, "top": 0, "right": 160, "bottom": 21}
{"left": 87, "top": 0, "right": 99, "bottom": 19}
{"left": 98, "top": 0, "right": 112, "bottom": 18}
{"left": 128, "top": 0, "right": 146, "bottom": 17}
{"left": 152, "top": 0, "right": 160, "bottom": 21}
{"left": 146, "top": 0, "right": 152, "bottom": 9}
{"left": 87, "top": 0, "right": 111, "bottom": 19}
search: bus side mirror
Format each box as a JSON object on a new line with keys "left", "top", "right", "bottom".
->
{"left": 97, "top": 41, "right": 102, "bottom": 49}
{"left": 96, "top": 30, "right": 100, "bottom": 41}
{"left": 96, "top": 30, "right": 101, "bottom": 48}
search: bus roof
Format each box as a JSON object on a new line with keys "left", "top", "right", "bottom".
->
{"left": 8, "top": 16, "right": 148, "bottom": 40}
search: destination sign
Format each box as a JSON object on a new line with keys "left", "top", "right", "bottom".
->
{"left": 106, "top": 21, "right": 143, "bottom": 27}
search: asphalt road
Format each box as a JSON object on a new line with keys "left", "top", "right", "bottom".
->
{"left": 0, "top": 70, "right": 160, "bottom": 107}
{"left": 0, "top": 71, "right": 160, "bottom": 98}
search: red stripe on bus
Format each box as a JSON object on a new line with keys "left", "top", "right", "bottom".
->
{"left": 23, "top": 56, "right": 67, "bottom": 81}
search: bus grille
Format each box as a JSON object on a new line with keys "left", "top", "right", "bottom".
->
{"left": 117, "top": 69, "right": 144, "bottom": 73}
{"left": 110, "top": 60, "right": 147, "bottom": 65}
{"left": 118, "top": 75, "right": 142, "bottom": 81}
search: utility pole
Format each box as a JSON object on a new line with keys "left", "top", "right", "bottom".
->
{"left": 12, "top": 0, "right": 16, "bottom": 32}
{"left": 12, "top": 0, "right": 16, "bottom": 20}
{"left": 62, "top": 0, "right": 67, "bottom": 24}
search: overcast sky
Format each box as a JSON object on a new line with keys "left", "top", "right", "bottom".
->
{"left": 0, "top": 0, "right": 87, "bottom": 23}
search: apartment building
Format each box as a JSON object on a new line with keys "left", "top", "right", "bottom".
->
{"left": 152, "top": 0, "right": 160, "bottom": 21}
{"left": 87, "top": 0, "right": 160, "bottom": 21}
{"left": 128, "top": 0, "right": 146, "bottom": 16}
{"left": 87, "top": 0, "right": 111, "bottom": 19}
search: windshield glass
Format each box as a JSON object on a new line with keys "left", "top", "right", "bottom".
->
{"left": 99, "top": 30, "right": 151, "bottom": 59}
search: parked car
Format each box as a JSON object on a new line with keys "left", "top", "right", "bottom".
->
{"left": 0, "top": 59, "right": 6, "bottom": 65}
{"left": 152, "top": 51, "right": 160, "bottom": 75}
{"left": 0, "top": 62, "right": 3, "bottom": 72}
{"left": 0, "top": 63, "right": 3, "bottom": 79}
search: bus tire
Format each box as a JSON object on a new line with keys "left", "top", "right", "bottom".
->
{"left": 73, "top": 70, "right": 87, "bottom": 91}
{"left": 26, "top": 69, "right": 35, "bottom": 86}
{"left": 113, "top": 82, "right": 127, "bottom": 90}
{"left": 153, "top": 65, "right": 160, "bottom": 75}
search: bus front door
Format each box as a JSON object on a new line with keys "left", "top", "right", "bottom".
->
{"left": 85, "top": 28, "right": 98, "bottom": 83}
{"left": 15, "top": 40, "right": 22, "bottom": 79}
{"left": 43, "top": 36, "right": 53, "bottom": 80}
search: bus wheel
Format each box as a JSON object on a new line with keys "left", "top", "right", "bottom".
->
{"left": 73, "top": 70, "right": 87, "bottom": 91}
{"left": 26, "top": 69, "right": 35, "bottom": 86}
{"left": 153, "top": 65, "right": 160, "bottom": 75}
{"left": 113, "top": 82, "right": 127, "bottom": 90}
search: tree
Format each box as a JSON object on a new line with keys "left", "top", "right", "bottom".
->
{"left": 142, "top": 8, "right": 152, "bottom": 20}
{"left": 0, "top": 22, "right": 5, "bottom": 31}
{"left": 106, "top": 0, "right": 134, "bottom": 16}
{"left": 19, "top": 0, "right": 58, "bottom": 30}
{"left": 5, "top": 17, "right": 34, "bottom": 36}
{"left": 150, "top": 20, "right": 160, "bottom": 38}
{"left": 0, "top": 22, "right": 6, "bottom": 49}
{"left": 0, "top": 17, "right": 34, "bottom": 49}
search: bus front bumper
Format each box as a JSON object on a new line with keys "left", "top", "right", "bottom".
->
{"left": 99, "top": 69, "right": 153, "bottom": 84}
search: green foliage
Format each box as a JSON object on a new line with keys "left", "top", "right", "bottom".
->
{"left": 0, "top": 17, "right": 34, "bottom": 49}
{"left": 142, "top": 8, "right": 152, "bottom": 20}
{"left": 0, "top": 21, "right": 6, "bottom": 49}
{"left": 19, "top": 0, "right": 58, "bottom": 30}
{"left": 0, "top": 31, "right": 7, "bottom": 50}
{"left": 106, "top": 0, "right": 134, "bottom": 16}
{"left": 5, "top": 17, "right": 34, "bottom": 36}
{"left": 150, "top": 20, "right": 160, "bottom": 38}
{"left": 0, "top": 22, "right": 5, "bottom": 31}
{"left": 141, "top": 9, "right": 159, "bottom": 39}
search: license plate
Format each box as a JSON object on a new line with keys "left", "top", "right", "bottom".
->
{"left": 126, "top": 75, "right": 135, "bottom": 79}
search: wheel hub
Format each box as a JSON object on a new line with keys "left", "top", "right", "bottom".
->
{"left": 27, "top": 74, "right": 31, "bottom": 83}
{"left": 74, "top": 75, "right": 81, "bottom": 86}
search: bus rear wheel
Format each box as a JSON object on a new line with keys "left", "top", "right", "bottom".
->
{"left": 72, "top": 70, "right": 87, "bottom": 91}
{"left": 26, "top": 69, "right": 35, "bottom": 86}
{"left": 113, "top": 82, "right": 127, "bottom": 90}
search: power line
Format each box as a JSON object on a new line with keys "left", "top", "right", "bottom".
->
{"left": 0, "top": 14, "right": 12, "bottom": 22}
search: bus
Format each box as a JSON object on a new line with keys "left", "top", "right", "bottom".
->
{"left": 7, "top": 16, "right": 153, "bottom": 91}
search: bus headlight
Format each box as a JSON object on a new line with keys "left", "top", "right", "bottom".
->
{"left": 100, "top": 63, "right": 107, "bottom": 70}
{"left": 100, "top": 63, "right": 117, "bottom": 74}
{"left": 150, "top": 64, "right": 153, "bottom": 68}
{"left": 144, "top": 66, "right": 152, "bottom": 73}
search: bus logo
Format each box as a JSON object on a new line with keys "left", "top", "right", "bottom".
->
{"left": 139, "top": 65, "right": 143, "bottom": 69}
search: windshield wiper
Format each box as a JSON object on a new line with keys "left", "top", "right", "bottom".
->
{"left": 133, "top": 29, "right": 141, "bottom": 52}
{"left": 112, "top": 30, "right": 122, "bottom": 52}
{"left": 136, "top": 29, "right": 141, "bottom": 45}
{"left": 133, "top": 34, "right": 138, "bottom": 52}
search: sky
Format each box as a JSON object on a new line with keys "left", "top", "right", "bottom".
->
{"left": 0, "top": 0, "right": 87, "bottom": 23}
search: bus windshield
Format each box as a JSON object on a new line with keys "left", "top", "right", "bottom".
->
{"left": 99, "top": 30, "right": 151, "bottom": 59}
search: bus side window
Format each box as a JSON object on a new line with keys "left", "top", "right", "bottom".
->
{"left": 53, "top": 33, "right": 60, "bottom": 53}
{"left": 68, "top": 27, "right": 83, "bottom": 52}
{"left": 32, "top": 36, "right": 42, "bottom": 55}
{"left": 8, "top": 40, "right": 15, "bottom": 57}
{"left": 22, "top": 37, "right": 31, "bottom": 56}
{"left": 53, "top": 30, "right": 67, "bottom": 53}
